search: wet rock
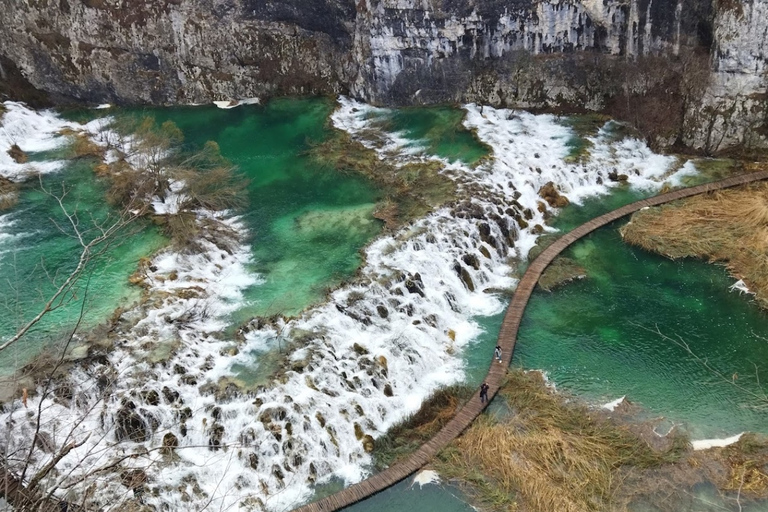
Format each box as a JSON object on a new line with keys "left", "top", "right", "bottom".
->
{"left": 142, "top": 389, "right": 160, "bottom": 406}
{"left": 537, "top": 201, "right": 547, "bottom": 213}
{"left": 460, "top": 267, "right": 475, "bottom": 292}
{"left": 116, "top": 400, "right": 149, "bottom": 442}
{"left": 7, "top": 144, "right": 27, "bottom": 164}
{"left": 272, "top": 464, "right": 285, "bottom": 482}
{"left": 538, "top": 181, "right": 570, "bottom": 208}
{"left": 362, "top": 434, "right": 375, "bottom": 453}
{"left": 34, "top": 432, "right": 54, "bottom": 453}
{"left": 354, "top": 423, "right": 364, "bottom": 440}
{"left": 178, "top": 406, "right": 192, "bottom": 422}
{"left": 376, "top": 304, "right": 389, "bottom": 318}
{"left": 308, "top": 462, "right": 317, "bottom": 483}
{"left": 353, "top": 342, "right": 368, "bottom": 355}
{"left": 462, "top": 253, "right": 480, "bottom": 270}
{"left": 377, "top": 355, "right": 388, "bottom": 375}
{"left": 315, "top": 412, "right": 326, "bottom": 427}
{"left": 404, "top": 278, "right": 425, "bottom": 297}
{"left": 479, "top": 245, "right": 492, "bottom": 259}
{"left": 608, "top": 170, "right": 629, "bottom": 182}
{"left": 477, "top": 222, "right": 492, "bottom": 244}
{"left": 533, "top": 224, "right": 544, "bottom": 234}
{"left": 179, "top": 374, "right": 197, "bottom": 386}
{"left": 285, "top": 422, "right": 293, "bottom": 436}
{"left": 161, "top": 433, "right": 178, "bottom": 455}
{"left": 523, "top": 208, "right": 534, "bottom": 220}
{"left": 211, "top": 406, "right": 222, "bottom": 421}
{"left": 120, "top": 469, "right": 147, "bottom": 490}
{"left": 208, "top": 423, "right": 225, "bottom": 450}
{"left": 383, "top": 384, "right": 393, "bottom": 397}
{"left": 173, "top": 364, "right": 187, "bottom": 375}
{"left": 162, "top": 387, "right": 181, "bottom": 405}
{"left": 249, "top": 452, "right": 259, "bottom": 470}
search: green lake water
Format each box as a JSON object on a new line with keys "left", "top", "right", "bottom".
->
{"left": 6, "top": 101, "right": 768, "bottom": 511}
{"left": 0, "top": 160, "right": 164, "bottom": 374}
{"left": 142, "top": 99, "right": 384, "bottom": 320}
{"left": 515, "top": 189, "right": 768, "bottom": 439}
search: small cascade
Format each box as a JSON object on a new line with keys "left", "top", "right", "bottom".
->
{"left": 0, "top": 99, "right": 698, "bottom": 511}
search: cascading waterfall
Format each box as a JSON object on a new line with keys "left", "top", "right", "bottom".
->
{"left": 0, "top": 98, "right": 699, "bottom": 512}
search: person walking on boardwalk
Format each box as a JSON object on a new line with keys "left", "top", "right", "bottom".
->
{"left": 494, "top": 345, "right": 502, "bottom": 363}
{"left": 480, "top": 382, "right": 489, "bottom": 403}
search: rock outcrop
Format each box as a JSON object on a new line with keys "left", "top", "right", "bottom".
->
{"left": 0, "top": 0, "right": 765, "bottom": 151}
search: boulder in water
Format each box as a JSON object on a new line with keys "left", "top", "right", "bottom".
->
{"left": 161, "top": 433, "right": 178, "bottom": 455}
{"left": 462, "top": 253, "right": 480, "bottom": 270}
{"left": 7, "top": 144, "right": 27, "bottom": 163}
{"left": 116, "top": 400, "right": 149, "bottom": 442}
{"left": 362, "top": 434, "right": 375, "bottom": 453}
{"left": 460, "top": 267, "right": 475, "bottom": 292}
{"left": 538, "top": 181, "right": 570, "bottom": 208}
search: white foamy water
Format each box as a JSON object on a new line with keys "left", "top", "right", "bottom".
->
{"left": 0, "top": 101, "right": 120, "bottom": 181}
{"left": 0, "top": 102, "right": 77, "bottom": 180}
{"left": 0, "top": 99, "right": 699, "bottom": 512}
{"left": 602, "top": 396, "right": 627, "bottom": 411}
{"left": 692, "top": 433, "right": 744, "bottom": 450}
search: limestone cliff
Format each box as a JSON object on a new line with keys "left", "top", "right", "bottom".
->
{"left": 0, "top": 0, "right": 765, "bottom": 151}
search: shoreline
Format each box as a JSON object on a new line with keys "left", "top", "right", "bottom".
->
{"left": 2, "top": 98, "right": 761, "bottom": 512}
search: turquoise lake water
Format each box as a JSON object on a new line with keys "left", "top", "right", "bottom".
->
{"left": 4, "top": 100, "right": 767, "bottom": 511}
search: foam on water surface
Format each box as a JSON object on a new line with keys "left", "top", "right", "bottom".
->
{"left": 0, "top": 99, "right": 699, "bottom": 511}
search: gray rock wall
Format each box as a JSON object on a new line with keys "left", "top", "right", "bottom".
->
{"left": 0, "top": 0, "right": 765, "bottom": 151}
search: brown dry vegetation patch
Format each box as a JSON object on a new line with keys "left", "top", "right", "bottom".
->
{"left": 620, "top": 182, "right": 768, "bottom": 307}
{"left": 0, "top": 176, "right": 18, "bottom": 210}
{"left": 538, "top": 256, "right": 586, "bottom": 291}
{"left": 372, "top": 384, "right": 474, "bottom": 469}
{"left": 7, "top": 144, "right": 28, "bottom": 164}
{"left": 308, "top": 131, "right": 457, "bottom": 230}
{"left": 436, "top": 370, "right": 690, "bottom": 512}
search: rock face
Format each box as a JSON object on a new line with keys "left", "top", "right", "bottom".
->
{"left": 0, "top": 0, "right": 765, "bottom": 150}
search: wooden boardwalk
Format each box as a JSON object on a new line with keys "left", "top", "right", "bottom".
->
{"left": 292, "top": 170, "right": 768, "bottom": 512}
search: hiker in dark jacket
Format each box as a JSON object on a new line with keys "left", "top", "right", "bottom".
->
{"left": 480, "top": 382, "right": 490, "bottom": 403}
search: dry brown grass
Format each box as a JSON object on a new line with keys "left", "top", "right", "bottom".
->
{"left": 373, "top": 384, "right": 474, "bottom": 469}
{"left": 714, "top": 433, "right": 768, "bottom": 498}
{"left": 0, "top": 177, "right": 18, "bottom": 210}
{"left": 620, "top": 182, "right": 768, "bottom": 307}
{"left": 436, "top": 370, "right": 688, "bottom": 512}
{"left": 71, "top": 133, "right": 105, "bottom": 159}
{"left": 538, "top": 256, "right": 586, "bottom": 291}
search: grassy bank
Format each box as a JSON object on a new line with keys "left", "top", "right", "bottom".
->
{"left": 435, "top": 370, "right": 689, "bottom": 511}
{"left": 620, "top": 181, "right": 768, "bottom": 308}
{"left": 368, "top": 367, "right": 768, "bottom": 510}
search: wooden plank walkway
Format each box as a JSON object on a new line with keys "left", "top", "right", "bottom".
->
{"left": 292, "top": 170, "right": 768, "bottom": 512}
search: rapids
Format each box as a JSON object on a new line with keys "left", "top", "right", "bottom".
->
{"left": 1, "top": 97, "right": 762, "bottom": 512}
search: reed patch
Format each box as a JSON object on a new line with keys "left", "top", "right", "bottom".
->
{"left": 620, "top": 181, "right": 768, "bottom": 307}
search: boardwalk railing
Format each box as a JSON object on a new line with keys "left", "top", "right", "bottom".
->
{"left": 292, "top": 170, "right": 768, "bottom": 512}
